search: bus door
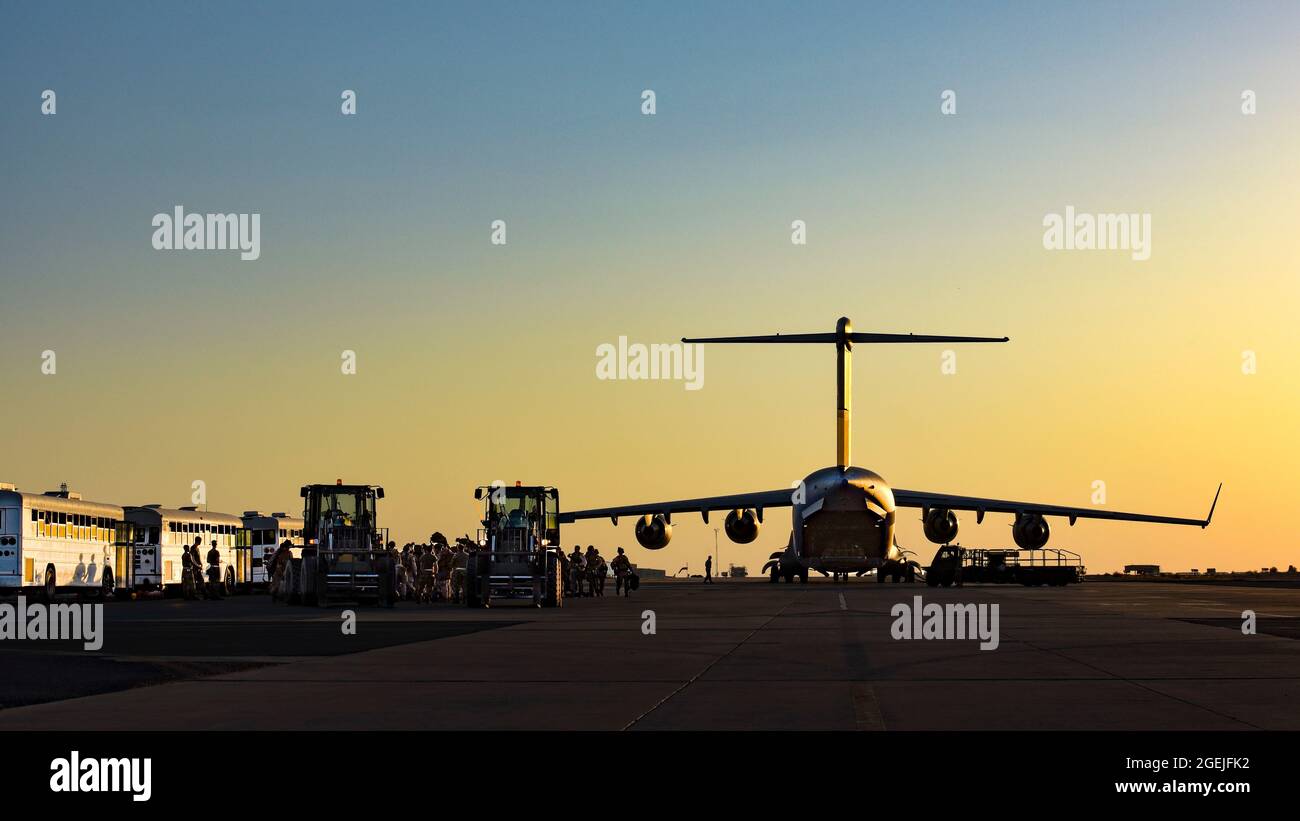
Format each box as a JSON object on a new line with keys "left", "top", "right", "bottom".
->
{"left": 0, "top": 507, "right": 19, "bottom": 578}
{"left": 113, "top": 522, "right": 138, "bottom": 590}
{"left": 237, "top": 527, "right": 258, "bottom": 583}
{"left": 233, "top": 543, "right": 252, "bottom": 584}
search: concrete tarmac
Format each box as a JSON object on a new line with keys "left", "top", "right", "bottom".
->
{"left": 1, "top": 579, "right": 1297, "bottom": 730}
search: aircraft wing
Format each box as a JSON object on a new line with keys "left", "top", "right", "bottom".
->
{"left": 891, "top": 484, "right": 1221, "bottom": 528}
{"left": 559, "top": 488, "right": 796, "bottom": 525}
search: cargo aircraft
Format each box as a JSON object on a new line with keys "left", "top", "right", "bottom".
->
{"left": 559, "top": 318, "right": 1220, "bottom": 582}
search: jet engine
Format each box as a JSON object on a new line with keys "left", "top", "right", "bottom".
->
{"left": 922, "top": 508, "right": 959, "bottom": 544}
{"left": 635, "top": 513, "right": 673, "bottom": 550}
{"left": 1012, "top": 512, "right": 1051, "bottom": 549}
{"left": 724, "top": 508, "right": 761, "bottom": 544}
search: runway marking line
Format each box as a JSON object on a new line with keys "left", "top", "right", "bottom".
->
{"left": 851, "top": 682, "right": 885, "bottom": 731}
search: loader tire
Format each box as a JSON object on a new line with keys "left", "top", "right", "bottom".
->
{"left": 465, "top": 554, "right": 485, "bottom": 608}
{"left": 543, "top": 552, "right": 563, "bottom": 608}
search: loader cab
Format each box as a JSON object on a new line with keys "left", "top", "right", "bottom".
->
{"left": 300, "top": 482, "right": 383, "bottom": 546}
{"left": 467, "top": 483, "right": 564, "bottom": 607}
{"left": 925, "top": 544, "right": 965, "bottom": 588}
{"left": 475, "top": 484, "right": 560, "bottom": 550}
{"left": 290, "top": 482, "right": 392, "bottom": 607}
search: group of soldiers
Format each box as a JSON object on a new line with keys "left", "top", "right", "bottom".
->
{"left": 392, "top": 538, "right": 636, "bottom": 603}
{"left": 255, "top": 532, "right": 638, "bottom": 604}
{"left": 389, "top": 538, "right": 637, "bottom": 602}
{"left": 395, "top": 536, "right": 472, "bottom": 604}
{"left": 561, "top": 544, "right": 634, "bottom": 598}
{"left": 180, "top": 535, "right": 230, "bottom": 600}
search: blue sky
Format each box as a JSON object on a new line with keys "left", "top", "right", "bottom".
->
{"left": 1, "top": 2, "right": 1296, "bottom": 568}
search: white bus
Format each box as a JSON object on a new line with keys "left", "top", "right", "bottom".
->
{"left": 240, "top": 511, "right": 305, "bottom": 585}
{"left": 124, "top": 505, "right": 247, "bottom": 594}
{"left": 0, "top": 483, "right": 128, "bottom": 599}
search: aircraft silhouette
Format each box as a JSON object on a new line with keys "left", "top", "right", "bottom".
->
{"left": 560, "top": 317, "right": 1219, "bottom": 582}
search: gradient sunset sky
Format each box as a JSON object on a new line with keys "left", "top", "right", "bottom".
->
{"left": 2, "top": 1, "right": 1297, "bottom": 573}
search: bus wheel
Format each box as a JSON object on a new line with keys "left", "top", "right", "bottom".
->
{"left": 43, "top": 566, "right": 57, "bottom": 603}
{"left": 101, "top": 568, "right": 115, "bottom": 601}
{"left": 223, "top": 567, "right": 235, "bottom": 597}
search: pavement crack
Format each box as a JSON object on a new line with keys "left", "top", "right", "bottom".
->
{"left": 1005, "top": 629, "right": 1263, "bottom": 729}
{"left": 622, "top": 600, "right": 795, "bottom": 730}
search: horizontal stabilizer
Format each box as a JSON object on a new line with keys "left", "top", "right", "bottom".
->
{"left": 682, "top": 331, "right": 1008, "bottom": 344}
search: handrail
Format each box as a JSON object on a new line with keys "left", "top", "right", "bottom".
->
{"left": 957, "top": 546, "right": 1084, "bottom": 568}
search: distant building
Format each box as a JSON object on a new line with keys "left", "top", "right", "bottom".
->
{"left": 729, "top": 565, "right": 748, "bottom": 578}
{"left": 1124, "top": 564, "right": 1160, "bottom": 576}
{"left": 634, "top": 566, "right": 666, "bottom": 580}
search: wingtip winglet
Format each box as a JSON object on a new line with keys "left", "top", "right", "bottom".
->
{"left": 1203, "top": 482, "right": 1223, "bottom": 528}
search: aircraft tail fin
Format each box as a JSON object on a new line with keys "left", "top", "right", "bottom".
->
{"left": 681, "top": 317, "right": 1008, "bottom": 469}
